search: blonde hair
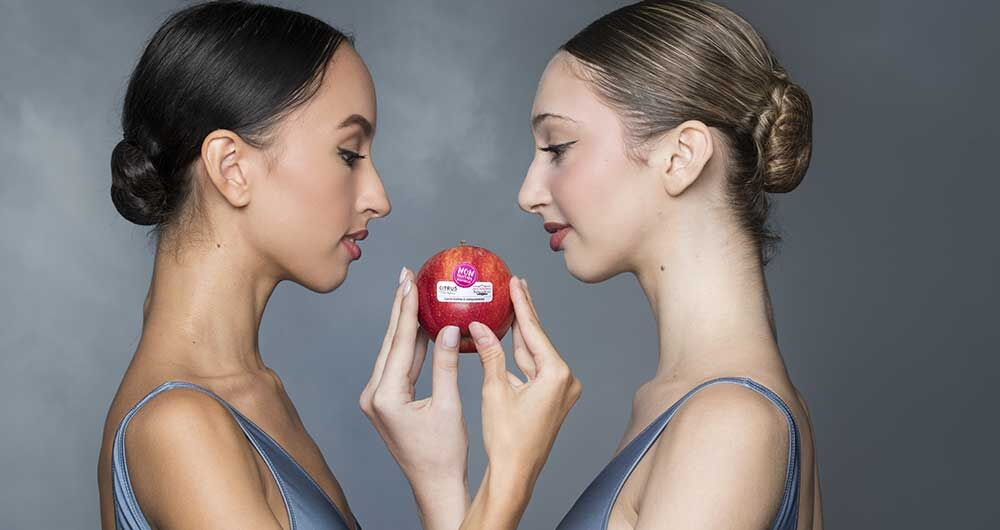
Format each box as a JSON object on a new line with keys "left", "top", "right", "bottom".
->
{"left": 562, "top": 0, "right": 813, "bottom": 263}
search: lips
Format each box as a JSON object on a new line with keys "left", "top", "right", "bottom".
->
{"left": 342, "top": 229, "right": 368, "bottom": 260}
{"left": 346, "top": 229, "right": 368, "bottom": 241}
{"left": 543, "top": 222, "right": 568, "bottom": 234}
{"left": 549, "top": 228, "right": 570, "bottom": 251}
{"left": 544, "top": 222, "right": 571, "bottom": 252}
{"left": 341, "top": 238, "right": 362, "bottom": 259}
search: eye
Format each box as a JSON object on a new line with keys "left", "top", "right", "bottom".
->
{"left": 538, "top": 140, "right": 577, "bottom": 163}
{"left": 338, "top": 147, "right": 367, "bottom": 168}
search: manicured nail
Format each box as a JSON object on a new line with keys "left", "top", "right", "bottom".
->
{"left": 402, "top": 279, "right": 412, "bottom": 297}
{"left": 442, "top": 326, "right": 459, "bottom": 348}
{"left": 399, "top": 267, "right": 408, "bottom": 285}
{"left": 520, "top": 278, "right": 527, "bottom": 290}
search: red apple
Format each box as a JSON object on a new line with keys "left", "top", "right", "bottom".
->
{"left": 416, "top": 242, "right": 514, "bottom": 353}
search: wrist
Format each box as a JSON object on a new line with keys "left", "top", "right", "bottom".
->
{"left": 481, "top": 464, "right": 534, "bottom": 519}
{"left": 411, "top": 475, "right": 470, "bottom": 530}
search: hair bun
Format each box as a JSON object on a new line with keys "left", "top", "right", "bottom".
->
{"left": 110, "top": 138, "right": 167, "bottom": 225}
{"left": 757, "top": 79, "right": 813, "bottom": 194}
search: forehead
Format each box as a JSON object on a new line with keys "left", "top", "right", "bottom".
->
{"left": 532, "top": 52, "right": 603, "bottom": 120}
{"left": 297, "top": 44, "right": 376, "bottom": 130}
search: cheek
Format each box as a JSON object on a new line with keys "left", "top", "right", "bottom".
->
{"left": 553, "top": 149, "right": 634, "bottom": 239}
{"left": 285, "top": 148, "right": 354, "bottom": 226}
{"left": 256, "top": 154, "right": 355, "bottom": 259}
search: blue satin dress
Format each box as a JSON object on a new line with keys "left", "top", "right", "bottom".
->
{"left": 111, "top": 380, "right": 359, "bottom": 530}
{"left": 554, "top": 376, "right": 801, "bottom": 530}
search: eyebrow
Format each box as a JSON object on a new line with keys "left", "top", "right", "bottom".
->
{"left": 338, "top": 114, "right": 374, "bottom": 137}
{"left": 532, "top": 112, "right": 578, "bottom": 130}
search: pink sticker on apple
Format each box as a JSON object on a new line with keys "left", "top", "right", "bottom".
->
{"left": 452, "top": 262, "right": 478, "bottom": 288}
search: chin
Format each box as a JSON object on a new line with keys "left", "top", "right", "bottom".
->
{"left": 564, "top": 246, "right": 619, "bottom": 284}
{"left": 300, "top": 266, "right": 348, "bottom": 294}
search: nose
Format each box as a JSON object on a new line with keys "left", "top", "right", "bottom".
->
{"left": 517, "top": 158, "right": 550, "bottom": 215}
{"left": 361, "top": 165, "right": 391, "bottom": 220}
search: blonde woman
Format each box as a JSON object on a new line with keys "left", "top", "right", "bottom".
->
{"left": 390, "top": 1, "right": 823, "bottom": 529}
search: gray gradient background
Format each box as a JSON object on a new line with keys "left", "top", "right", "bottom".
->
{"left": 1, "top": 0, "right": 997, "bottom": 528}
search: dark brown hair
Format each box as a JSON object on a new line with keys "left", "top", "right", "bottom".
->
{"left": 561, "top": 0, "right": 813, "bottom": 263}
{"left": 111, "top": 0, "right": 352, "bottom": 246}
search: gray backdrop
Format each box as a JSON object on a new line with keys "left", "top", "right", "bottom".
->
{"left": 1, "top": 0, "right": 997, "bottom": 528}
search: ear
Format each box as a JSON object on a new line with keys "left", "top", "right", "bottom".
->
{"left": 651, "top": 120, "right": 714, "bottom": 197}
{"left": 201, "top": 129, "right": 252, "bottom": 209}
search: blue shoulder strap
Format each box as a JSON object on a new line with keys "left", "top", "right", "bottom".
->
{"left": 555, "top": 376, "right": 800, "bottom": 530}
{"left": 112, "top": 380, "right": 361, "bottom": 530}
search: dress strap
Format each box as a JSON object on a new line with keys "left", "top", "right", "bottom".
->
{"left": 110, "top": 380, "right": 295, "bottom": 530}
{"left": 554, "top": 376, "right": 800, "bottom": 530}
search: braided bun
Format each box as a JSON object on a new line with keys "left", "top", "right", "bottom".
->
{"left": 110, "top": 139, "right": 167, "bottom": 226}
{"left": 755, "top": 77, "right": 813, "bottom": 194}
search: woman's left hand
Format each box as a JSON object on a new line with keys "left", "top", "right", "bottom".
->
{"left": 359, "top": 267, "right": 470, "bottom": 530}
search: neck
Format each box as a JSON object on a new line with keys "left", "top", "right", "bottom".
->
{"left": 137, "top": 236, "right": 278, "bottom": 379}
{"left": 631, "top": 218, "right": 785, "bottom": 387}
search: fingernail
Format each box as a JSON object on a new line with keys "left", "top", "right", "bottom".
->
{"left": 520, "top": 278, "right": 528, "bottom": 290}
{"left": 398, "top": 267, "right": 408, "bottom": 285}
{"left": 442, "top": 326, "right": 459, "bottom": 348}
{"left": 469, "top": 322, "right": 491, "bottom": 345}
{"left": 402, "top": 278, "right": 412, "bottom": 296}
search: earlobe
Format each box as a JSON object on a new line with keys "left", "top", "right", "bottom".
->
{"left": 660, "top": 120, "right": 714, "bottom": 197}
{"left": 202, "top": 130, "right": 251, "bottom": 208}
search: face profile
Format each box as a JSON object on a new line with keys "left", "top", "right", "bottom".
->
{"left": 522, "top": 51, "right": 721, "bottom": 284}
{"left": 522, "top": 52, "right": 653, "bottom": 283}
{"left": 199, "top": 44, "right": 391, "bottom": 294}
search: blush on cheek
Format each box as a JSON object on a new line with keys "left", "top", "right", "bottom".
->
{"left": 551, "top": 161, "right": 608, "bottom": 232}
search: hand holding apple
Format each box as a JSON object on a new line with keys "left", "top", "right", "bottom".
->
{"left": 359, "top": 268, "right": 471, "bottom": 530}
{"left": 455, "top": 276, "right": 583, "bottom": 530}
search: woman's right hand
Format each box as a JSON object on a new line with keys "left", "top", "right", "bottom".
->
{"left": 463, "top": 276, "right": 583, "bottom": 527}
{"left": 360, "top": 268, "right": 470, "bottom": 530}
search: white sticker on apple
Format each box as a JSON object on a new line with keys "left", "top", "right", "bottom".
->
{"left": 436, "top": 281, "right": 493, "bottom": 303}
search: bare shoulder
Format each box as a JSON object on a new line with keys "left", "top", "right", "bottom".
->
{"left": 124, "top": 387, "right": 283, "bottom": 530}
{"left": 678, "top": 381, "right": 791, "bottom": 430}
{"left": 633, "top": 382, "right": 791, "bottom": 529}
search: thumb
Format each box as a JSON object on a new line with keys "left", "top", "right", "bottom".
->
{"left": 431, "top": 326, "right": 462, "bottom": 404}
{"left": 469, "top": 321, "right": 507, "bottom": 386}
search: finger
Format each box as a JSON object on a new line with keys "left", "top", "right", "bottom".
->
{"left": 367, "top": 267, "right": 410, "bottom": 390}
{"left": 469, "top": 321, "right": 508, "bottom": 386}
{"left": 408, "top": 327, "right": 430, "bottom": 388}
{"left": 510, "top": 318, "right": 537, "bottom": 380}
{"left": 381, "top": 276, "right": 419, "bottom": 397}
{"left": 518, "top": 276, "right": 541, "bottom": 322}
{"left": 506, "top": 371, "right": 525, "bottom": 388}
{"left": 510, "top": 276, "right": 559, "bottom": 370}
{"left": 430, "top": 325, "right": 462, "bottom": 404}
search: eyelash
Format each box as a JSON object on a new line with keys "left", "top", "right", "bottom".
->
{"left": 539, "top": 140, "right": 577, "bottom": 163}
{"left": 338, "top": 147, "right": 367, "bottom": 168}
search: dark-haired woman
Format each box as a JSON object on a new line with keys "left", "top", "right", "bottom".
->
{"left": 395, "top": 1, "right": 825, "bottom": 529}
{"left": 97, "top": 2, "right": 580, "bottom": 530}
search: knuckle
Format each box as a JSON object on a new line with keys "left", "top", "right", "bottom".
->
{"left": 370, "top": 391, "right": 393, "bottom": 413}
{"left": 550, "top": 363, "right": 571, "bottom": 381}
{"left": 479, "top": 345, "right": 505, "bottom": 363}
{"left": 434, "top": 356, "right": 460, "bottom": 372}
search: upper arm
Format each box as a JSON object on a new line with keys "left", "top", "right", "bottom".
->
{"left": 124, "top": 388, "right": 284, "bottom": 530}
{"left": 793, "top": 387, "right": 824, "bottom": 529}
{"left": 634, "top": 383, "right": 791, "bottom": 530}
